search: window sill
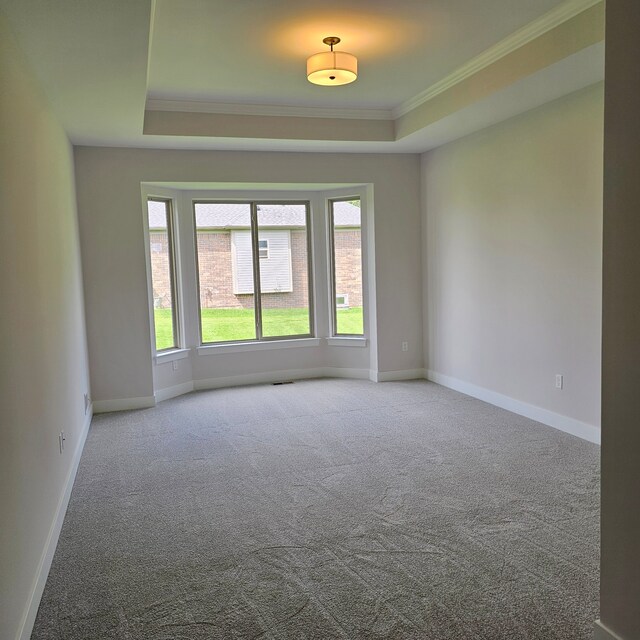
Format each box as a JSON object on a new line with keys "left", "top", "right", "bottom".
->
{"left": 326, "top": 337, "right": 368, "bottom": 347}
{"left": 155, "top": 348, "right": 191, "bottom": 364}
{"left": 197, "top": 337, "right": 321, "bottom": 356}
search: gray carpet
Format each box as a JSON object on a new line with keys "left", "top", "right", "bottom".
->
{"left": 32, "top": 379, "right": 599, "bottom": 639}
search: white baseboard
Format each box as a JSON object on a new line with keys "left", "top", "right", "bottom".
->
{"left": 426, "top": 370, "right": 600, "bottom": 445}
{"left": 155, "top": 381, "right": 195, "bottom": 403}
{"left": 323, "top": 367, "right": 371, "bottom": 380}
{"left": 594, "top": 620, "right": 626, "bottom": 640}
{"left": 92, "top": 395, "right": 156, "bottom": 413}
{"left": 17, "top": 406, "right": 93, "bottom": 640}
{"left": 374, "top": 368, "right": 427, "bottom": 383}
{"left": 193, "top": 367, "right": 371, "bottom": 392}
{"left": 194, "top": 367, "right": 325, "bottom": 392}
{"left": 105, "top": 368, "right": 406, "bottom": 409}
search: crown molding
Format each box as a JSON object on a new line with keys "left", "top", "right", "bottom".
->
{"left": 145, "top": 98, "right": 393, "bottom": 121}
{"left": 393, "top": 0, "right": 603, "bottom": 119}
{"left": 145, "top": 0, "right": 602, "bottom": 133}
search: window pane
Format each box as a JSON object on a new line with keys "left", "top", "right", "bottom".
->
{"left": 194, "top": 203, "right": 256, "bottom": 343}
{"left": 332, "top": 199, "right": 364, "bottom": 335}
{"left": 257, "top": 203, "right": 311, "bottom": 338}
{"left": 147, "top": 199, "right": 178, "bottom": 351}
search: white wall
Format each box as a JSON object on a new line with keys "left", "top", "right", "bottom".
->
{"left": 600, "top": 1, "right": 640, "bottom": 637}
{"left": 0, "top": 14, "right": 91, "bottom": 640}
{"left": 74, "top": 149, "right": 423, "bottom": 404}
{"left": 422, "top": 83, "right": 603, "bottom": 430}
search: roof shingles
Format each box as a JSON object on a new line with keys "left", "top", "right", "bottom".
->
{"left": 148, "top": 200, "right": 361, "bottom": 230}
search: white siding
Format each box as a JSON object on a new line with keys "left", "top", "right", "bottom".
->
{"left": 232, "top": 230, "right": 292, "bottom": 294}
{"left": 231, "top": 230, "right": 253, "bottom": 294}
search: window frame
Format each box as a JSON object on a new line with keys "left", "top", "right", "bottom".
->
{"left": 146, "top": 196, "right": 181, "bottom": 353}
{"left": 328, "top": 196, "right": 365, "bottom": 337}
{"left": 192, "top": 199, "right": 315, "bottom": 345}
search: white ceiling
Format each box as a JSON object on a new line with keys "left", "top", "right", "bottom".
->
{"left": 148, "top": 0, "right": 562, "bottom": 110}
{"left": 0, "top": 0, "right": 604, "bottom": 153}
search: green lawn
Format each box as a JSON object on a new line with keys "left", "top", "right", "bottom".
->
{"left": 154, "top": 306, "right": 363, "bottom": 350}
{"left": 335, "top": 306, "right": 364, "bottom": 336}
{"left": 154, "top": 309, "right": 178, "bottom": 351}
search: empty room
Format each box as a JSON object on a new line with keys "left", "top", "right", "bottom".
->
{"left": 1, "top": 1, "right": 639, "bottom": 639}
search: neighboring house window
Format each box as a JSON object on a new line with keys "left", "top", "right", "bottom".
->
{"left": 329, "top": 198, "right": 364, "bottom": 336}
{"left": 147, "top": 198, "right": 180, "bottom": 352}
{"left": 193, "top": 201, "right": 313, "bottom": 344}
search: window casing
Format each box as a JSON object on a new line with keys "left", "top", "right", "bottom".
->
{"left": 146, "top": 197, "right": 180, "bottom": 352}
{"left": 328, "top": 197, "right": 365, "bottom": 336}
{"left": 193, "top": 200, "right": 314, "bottom": 344}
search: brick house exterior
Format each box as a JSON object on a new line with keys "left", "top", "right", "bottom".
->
{"left": 148, "top": 201, "right": 362, "bottom": 310}
{"left": 332, "top": 229, "right": 363, "bottom": 307}
{"left": 195, "top": 229, "right": 310, "bottom": 310}
{"left": 149, "top": 231, "right": 174, "bottom": 309}
{"left": 150, "top": 227, "right": 362, "bottom": 309}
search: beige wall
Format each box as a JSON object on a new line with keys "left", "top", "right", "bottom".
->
{"left": 600, "top": 1, "right": 640, "bottom": 637}
{"left": 422, "top": 84, "right": 603, "bottom": 429}
{"left": 74, "top": 149, "right": 422, "bottom": 402}
{"left": 0, "top": 14, "right": 90, "bottom": 640}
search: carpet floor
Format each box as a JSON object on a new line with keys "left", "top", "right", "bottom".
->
{"left": 32, "top": 379, "right": 600, "bottom": 639}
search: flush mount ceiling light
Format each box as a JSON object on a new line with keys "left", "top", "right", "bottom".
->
{"left": 307, "top": 37, "right": 358, "bottom": 86}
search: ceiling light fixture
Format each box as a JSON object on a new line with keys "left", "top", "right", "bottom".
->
{"left": 307, "top": 37, "right": 357, "bottom": 86}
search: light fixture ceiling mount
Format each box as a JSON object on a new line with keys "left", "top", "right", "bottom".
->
{"left": 307, "top": 36, "right": 358, "bottom": 86}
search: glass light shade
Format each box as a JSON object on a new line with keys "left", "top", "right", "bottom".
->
{"left": 307, "top": 51, "right": 357, "bottom": 86}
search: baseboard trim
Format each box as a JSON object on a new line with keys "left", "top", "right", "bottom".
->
{"left": 155, "top": 381, "right": 195, "bottom": 403}
{"left": 426, "top": 370, "right": 600, "bottom": 445}
{"left": 107, "top": 368, "right": 408, "bottom": 408}
{"left": 323, "top": 367, "right": 371, "bottom": 380}
{"left": 193, "top": 367, "right": 371, "bottom": 392}
{"left": 374, "top": 368, "right": 427, "bottom": 383}
{"left": 93, "top": 395, "right": 156, "bottom": 413}
{"left": 594, "top": 620, "right": 626, "bottom": 640}
{"left": 17, "top": 406, "right": 93, "bottom": 640}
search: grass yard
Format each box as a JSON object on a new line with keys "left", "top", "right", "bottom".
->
{"left": 154, "top": 306, "right": 363, "bottom": 349}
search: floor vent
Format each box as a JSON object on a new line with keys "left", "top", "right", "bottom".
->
{"left": 272, "top": 381, "right": 294, "bottom": 386}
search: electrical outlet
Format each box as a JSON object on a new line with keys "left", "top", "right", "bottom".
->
{"left": 555, "top": 374, "right": 563, "bottom": 390}
{"left": 172, "top": 360, "right": 179, "bottom": 371}
{"left": 401, "top": 341, "right": 408, "bottom": 352}
{"left": 84, "top": 393, "right": 90, "bottom": 414}
{"left": 58, "top": 431, "right": 66, "bottom": 454}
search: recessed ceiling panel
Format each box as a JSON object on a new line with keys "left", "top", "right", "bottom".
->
{"left": 148, "top": 0, "right": 564, "bottom": 110}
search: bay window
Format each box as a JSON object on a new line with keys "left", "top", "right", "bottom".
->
{"left": 193, "top": 201, "right": 314, "bottom": 344}
{"left": 146, "top": 198, "right": 180, "bottom": 352}
{"left": 328, "top": 197, "right": 364, "bottom": 336}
